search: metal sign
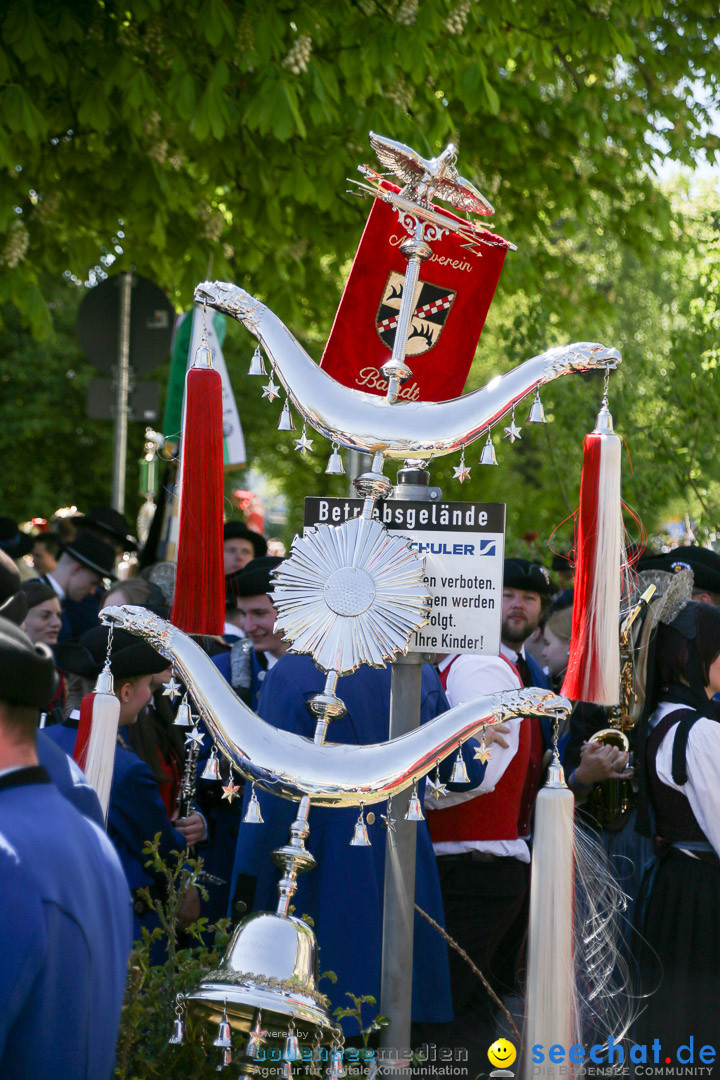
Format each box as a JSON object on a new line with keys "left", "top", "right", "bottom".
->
{"left": 304, "top": 497, "right": 506, "bottom": 655}
{"left": 76, "top": 273, "right": 175, "bottom": 375}
{"left": 87, "top": 378, "right": 160, "bottom": 422}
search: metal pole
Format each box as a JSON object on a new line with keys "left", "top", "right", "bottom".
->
{"left": 111, "top": 271, "right": 133, "bottom": 512}
{"left": 380, "top": 467, "right": 441, "bottom": 1067}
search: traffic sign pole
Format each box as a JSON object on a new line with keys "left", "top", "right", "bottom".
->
{"left": 112, "top": 272, "right": 133, "bottom": 513}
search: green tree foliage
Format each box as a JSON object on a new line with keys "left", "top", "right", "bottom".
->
{"left": 1, "top": 0, "right": 719, "bottom": 339}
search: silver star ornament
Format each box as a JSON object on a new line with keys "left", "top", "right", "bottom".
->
{"left": 503, "top": 419, "right": 522, "bottom": 443}
{"left": 452, "top": 462, "right": 471, "bottom": 483}
{"left": 294, "top": 430, "right": 314, "bottom": 455}
{"left": 162, "top": 676, "right": 182, "bottom": 701}
{"left": 426, "top": 775, "right": 448, "bottom": 801}
{"left": 262, "top": 378, "right": 281, "bottom": 402}
{"left": 185, "top": 725, "right": 205, "bottom": 748}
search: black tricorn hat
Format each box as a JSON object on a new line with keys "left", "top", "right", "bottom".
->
{"left": 75, "top": 506, "right": 138, "bottom": 552}
{"left": 55, "top": 625, "right": 169, "bottom": 680}
{"left": 223, "top": 520, "right": 267, "bottom": 558}
{"left": 0, "top": 517, "right": 33, "bottom": 560}
{"left": 503, "top": 557, "right": 554, "bottom": 597}
{"left": 0, "top": 550, "right": 28, "bottom": 625}
{"left": 61, "top": 532, "right": 117, "bottom": 580}
{"left": 667, "top": 545, "right": 720, "bottom": 596}
{"left": 0, "top": 616, "right": 58, "bottom": 708}
{"left": 226, "top": 556, "right": 283, "bottom": 600}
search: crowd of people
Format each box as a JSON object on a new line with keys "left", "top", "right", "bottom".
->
{"left": 1, "top": 505, "right": 719, "bottom": 1076}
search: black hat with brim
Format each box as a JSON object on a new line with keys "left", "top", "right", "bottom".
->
{"left": 0, "top": 550, "right": 28, "bottom": 625}
{"left": 0, "top": 616, "right": 58, "bottom": 708}
{"left": 74, "top": 506, "right": 138, "bottom": 552}
{"left": 226, "top": 556, "right": 283, "bottom": 600}
{"left": 503, "top": 557, "right": 554, "bottom": 597}
{"left": 667, "top": 545, "right": 720, "bottom": 595}
{"left": 55, "top": 625, "right": 169, "bottom": 680}
{"left": 0, "top": 517, "right": 33, "bottom": 559}
{"left": 223, "top": 520, "right": 268, "bottom": 558}
{"left": 20, "top": 580, "right": 57, "bottom": 611}
{"left": 61, "top": 532, "right": 117, "bottom": 580}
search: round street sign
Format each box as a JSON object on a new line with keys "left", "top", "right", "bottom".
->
{"left": 76, "top": 273, "right": 175, "bottom": 376}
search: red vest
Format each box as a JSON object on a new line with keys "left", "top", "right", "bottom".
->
{"left": 429, "top": 654, "right": 532, "bottom": 843}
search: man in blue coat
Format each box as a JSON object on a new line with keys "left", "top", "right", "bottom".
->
{"left": 0, "top": 615, "right": 132, "bottom": 1079}
{"left": 230, "top": 653, "right": 457, "bottom": 1039}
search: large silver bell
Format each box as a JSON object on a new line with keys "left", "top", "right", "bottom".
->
{"left": 174, "top": 697, "right": 192, "bottom": 727}
{"left": 213, "top": 1007, "right": 232, "bottom": 1048}
{"left": 243, "top": 785, "right": 264, "bottom": 824}
{"left": 183, "top": 912, "right": 334, "bottom": 1040}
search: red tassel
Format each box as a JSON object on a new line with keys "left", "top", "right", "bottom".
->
{"left": 561, "top": 414, "right": 622, "bottom": 706}
{"left": 171, "top": 363, "right": 225, "bottom": 634}
{"left": 73, "top": 691, "right": 96, "bottom": 770}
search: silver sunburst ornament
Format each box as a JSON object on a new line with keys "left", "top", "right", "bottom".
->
{"left": 271, "top": 515, "right": 430, "bottom": 675}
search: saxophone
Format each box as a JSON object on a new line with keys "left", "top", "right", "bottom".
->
{"left": 587, "top": 585, "right": 656, "bottom": 829}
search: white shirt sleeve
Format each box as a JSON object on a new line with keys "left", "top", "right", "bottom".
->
{"left": 655, "top": 716, "right": 720, "bottom": 858}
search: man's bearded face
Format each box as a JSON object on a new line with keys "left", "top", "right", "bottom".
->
{"left": 501, "top": 588, "right": 542, "bottom": 646}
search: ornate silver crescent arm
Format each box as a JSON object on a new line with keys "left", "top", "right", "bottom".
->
{"left": 102, "top": 605, "right": 570, "bottom": 807}
{"left": 194, "top": 280, "right": 620, "bottom": 460}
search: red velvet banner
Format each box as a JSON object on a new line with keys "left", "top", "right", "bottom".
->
{"left": 320, "top": 190, "right": 511, "bottom": 402}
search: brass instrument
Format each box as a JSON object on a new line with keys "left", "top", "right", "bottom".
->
{"left": 587, "top": 585, "right": 656, "bottom": 829}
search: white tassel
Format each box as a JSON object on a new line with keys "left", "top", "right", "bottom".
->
{"left": 562, "top": 405, "right": 622, "bottom": 706}
{"left": 83, "top": 677, "right": 121, "bottom": 821}
{"left": 523, "top": 768, "right": 577, "bottom": 1075}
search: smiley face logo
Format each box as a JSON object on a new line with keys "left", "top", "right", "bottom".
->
{"left": 488, "top": 1039, "right": 517, "bottom": 1069}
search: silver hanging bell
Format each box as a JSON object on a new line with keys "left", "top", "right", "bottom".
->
{"left": 219, "top": 1047, "right": 232, "bottom": 1068}
{"left": 278, "top": 397, "right": 296, "bottom": 431}
{"left": 350, "top": 807, "right": 371, "bottom": 846}
{"left": 479, "top": 430, "right": 497, "bottom": 466}
{"left": 243, "top": 785, "right": 264, "bottom": 824}
{"left": 327, "top": 1047, "right": 345, "bottom": 1080}
{"left": 449, "top": 746, "right": 469, "bottom": 784}
{"left": 201, "top": 746, "right": 221, "bottom": 781}
{"left": 168, "top": 1016, "right": 184, "bottom": 1045}
{"left": 213, "top": 1007, "right": 232, "bottom": 1049}
{"left": 325, "top": 443, "right": 345, "bottom": 476}
{"left": 174, "top": 697, "right": 192, "bottom": 727}
{"left": 404, "top": 780, "right": 424, "bottom": 821}
{"left": 527, "top": 387, "right": 546, "bottom": 423}
{"left": 248, "top": 345, "right": 267, "bottom": 376}
{"left": 283, "top": 1026, "right": 300, "bottom": 1061}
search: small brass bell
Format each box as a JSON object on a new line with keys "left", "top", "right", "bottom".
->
{"left": 404, "top": 780, "right": 424, "bottom": 822}
{"left": 527, "top": 388, "right": 546, "bottom": 423}
{"left": 449, "top": 747, "right": 469, "bottom": 784}
{"left": 325, "top": 444, "right": 345, "bottom": 476}
{"left": 350, "top": 807, "right": 371, "bottom": 846}
{"left": 174, "top": 697, "right": 192, "bottom": 727}
{"left": 248, "top": 346, "right": 267, "bottom": 376}
{"left": 201, "top": 747, "right": 221, "bottom": 781}
{"left": 278, "top": 397, "right": 295, "bottom": 431}
{"left": 479, "top": 430, "right": 497, "bottom": 466}
{"left": 243, "top": 785, "right": 264, "bottom": 824}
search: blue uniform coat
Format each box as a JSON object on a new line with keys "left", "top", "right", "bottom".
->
{"left": 0, "top": 768, "right": 131, "bottom": 1079}
{"left": 230, "top": 655, "right": 454, "bottom": 1034}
